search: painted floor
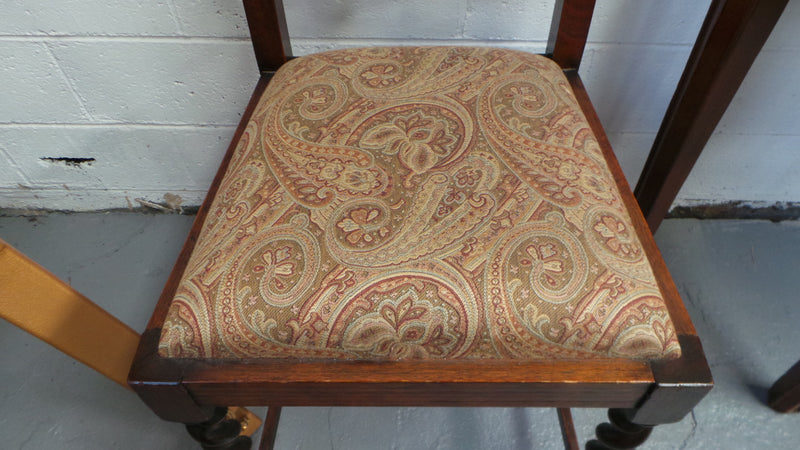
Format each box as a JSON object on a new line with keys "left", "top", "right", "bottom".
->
{"left": 1, "top": 213, "right": 799, "bottom": 449}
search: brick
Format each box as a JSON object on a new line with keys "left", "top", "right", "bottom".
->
{"left": 0, "top": 125, "right": 234, "bottom": 193}
{"left": 604, "top": 132, "right": 657, "bottom": 186}
{"left": 589, "top": 0, "right": 710, "bottom": 45}
{"left": 0, "top": 146, "right": 29, "bottom": 188}
{"left": 49, "top": 40, "right": 258, "bottom": 124}
{"left": 678, "top": 134, "right": 800, "bottom": 203}
{"left": 171, "top": 0, "right": 250, "bottom": 37}
{"left": 763, "top": 0, "right": 800, "bottom": 51}
{"left": 285, "top": 0, "right": 467, "bottom": 39}
{"left": 716, "top": 49, "right": 800, "bottom": 136}
{"left": 0, "top": 0, "right": 178, "bottom": 36}
{"left": 290, "top": 38, "right": 546, "bottom": 57}
{"left": 0, "top": 41, "right": 88, "bottom": 123}
{"left": 463, "top": 0, "right": 554, "bottom": 41}
{"left": 580, "top": 43, "right": 693, "bottom": 133}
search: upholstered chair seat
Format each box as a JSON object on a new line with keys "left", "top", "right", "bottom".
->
{"left": 158, "top": 46, "right": 680, "bottom": 362}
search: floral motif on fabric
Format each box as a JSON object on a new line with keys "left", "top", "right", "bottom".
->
{"left": 159, "top": 47, "right": 680, "bottom": 361}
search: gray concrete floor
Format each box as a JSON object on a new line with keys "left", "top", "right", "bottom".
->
{"left": 1, "top": 213, "right": 799, "bottom": 449}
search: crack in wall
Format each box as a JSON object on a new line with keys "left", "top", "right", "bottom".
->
{"left": 43, "top": 42, "right": 95, "bottom": 121}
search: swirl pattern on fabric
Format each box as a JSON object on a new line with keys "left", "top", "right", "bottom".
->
{"left": 158, "top": 47, "right": 680, "bottom": 360}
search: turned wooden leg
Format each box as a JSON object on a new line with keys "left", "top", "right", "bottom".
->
{"left": 768, "top": 359, "right": 800, "bottom": 412}
{"left": 186, "top": 407, "right": 253, "bottom": 450}
{"left": 129, "top": 331, "right": 260, "bottom": 449}
{"left": 586, "top": 408, "right": 653, "bottom": 449}
{"left": 257, "top": 407, "right": 283, "bottom": 450}
{"left": 584, "top": 335, "right": 713, "bottom": 449}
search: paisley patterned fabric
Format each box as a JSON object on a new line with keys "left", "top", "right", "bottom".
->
{"left": 158, "top": 47, "right": 681, "bottom": 360}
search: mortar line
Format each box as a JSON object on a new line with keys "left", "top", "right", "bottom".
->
{"left": 42, "top": 42, "right": 95, "bottom": 121}
{"left": 0, "top": 35, "right": 250, "bottom": 43}
{"left": 0, "top": 187, "right": 208, "bottom": 192}
{"left": 2, "top": 122, "right": 798, "bottom": 138}
{"left": 292, "top": 37, "right": 550, "bottom": 48}
{"left": 2, "top": 35, "right": 797, "bottom": 51}
{"left": 0, "top": 123, "right": 239, "bottom": 129}
{"left": 607, "top": 130, "right": 800, "bottom": 137}
{"left": 291, "top": 37, "right": 700, "bottom": 49}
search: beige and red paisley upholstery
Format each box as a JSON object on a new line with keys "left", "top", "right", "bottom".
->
{"left": 158, "top": 47, "right": 680, "bottom": 361}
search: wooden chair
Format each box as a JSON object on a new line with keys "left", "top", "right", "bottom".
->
{"left": 0, "top": 238, "right": 262, "bottom": 445}
{"left": 128, "top": 1, "right": 713, "bottom": 449}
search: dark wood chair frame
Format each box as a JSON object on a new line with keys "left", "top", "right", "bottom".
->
{"left": 631, "top": 0, "right": 795, "bottom": 415}
{"left": 128, "top": 1, "right": 713, "bottom": 449}
{"left": 635, "top": 0, "right": 790, "bottom": 232}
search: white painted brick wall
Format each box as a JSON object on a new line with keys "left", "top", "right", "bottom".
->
{"left": 1, "top": 0, "right": 797, "bottom": 211}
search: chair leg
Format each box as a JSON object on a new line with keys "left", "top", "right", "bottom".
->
{"left": 557, "top": 408, "right": 580, "bottom": 450}
{"left": 583, "top": 335, "right": 712, "bottom": 449}
{"left": 258, "top": 407, "right": 283, "bottom": 450}
{"left": 768, "top": 360, "right": 800, "bottom": 413}
{"left": 186, "top": 407, "right": 253, "bottom": 450}
{"left": 586, "top": 408, "right": 653, "bottom": 449}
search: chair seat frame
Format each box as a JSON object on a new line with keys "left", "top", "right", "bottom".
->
{"left": 129, "top": 1, "right": 712, "bottom": 448}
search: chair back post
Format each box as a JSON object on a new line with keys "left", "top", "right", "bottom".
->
{"left": 634, "top": 0, "right": 789, "bottom": 231}
{"left": 243, "top": 0, "right": 292, "bottom": 73}
{"left": 547, "top": 0, "right": 597, "bottom": 70}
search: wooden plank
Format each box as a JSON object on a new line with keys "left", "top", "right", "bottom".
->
{"left": 0, "top": 239, "right": 139, "bottom": 388}
{"left": 189, "top": 380, "right": 650, "bottom": 409}
{"left": 178, "top": 357, "right": 653, "bottom": 386}
{"left": 634, "top": 0, "right": 789, "bottom": 231}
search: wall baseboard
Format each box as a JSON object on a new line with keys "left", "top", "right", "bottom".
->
{"left": 4, "top": 201, "right": 799, "bottom": 222}
{"left": 668, "top": 201, "right": 800, "bottom": 222}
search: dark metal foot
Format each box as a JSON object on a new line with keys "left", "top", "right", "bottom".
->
{"left": 186, "top": 407, "right": 253, "bottom": 450}
{"left": 585, "top": 408, "right": 653, "bottom": 449}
